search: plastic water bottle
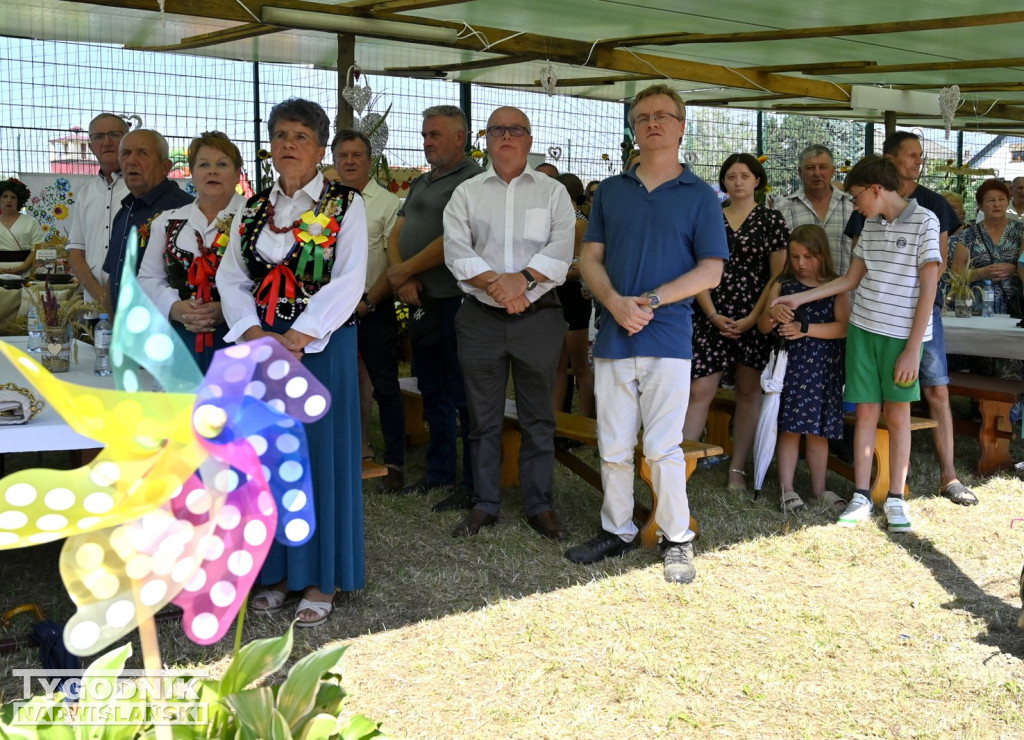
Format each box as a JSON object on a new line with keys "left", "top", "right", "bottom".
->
{"left": 94, "top": 314, "right": 112, "bottom": 376}
{"left": 26, "top": 304, "right": 44, "bottom": 353}
{"left": 981, "top": 280, "right": 995, "bottom": 318}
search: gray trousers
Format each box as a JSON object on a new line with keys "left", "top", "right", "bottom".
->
{"left": 455, "top": 297, "right": 567, "bottom": 516}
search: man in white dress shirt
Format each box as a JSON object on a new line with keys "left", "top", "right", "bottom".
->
{"left": 332, "top": 129, "right": 405, "bottom": 491}
{"left": 66, "top": 113, "right": 129, "bottom": 306}
{"left": 443, "top": 106, "right": 575, "bottom": 539}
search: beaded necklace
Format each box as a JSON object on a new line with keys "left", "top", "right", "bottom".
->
{"left": 264, "top": 200, "right": 301, "bottom": 235}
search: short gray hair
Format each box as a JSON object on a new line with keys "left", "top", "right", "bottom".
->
{"left": 122, "top": 129, "right": 169, "bottom": 160}
{"left": 422, "top": 105, "right": 468, "bottom": 135}
{"left": 268, "top": 98, "right": 330, "bottom": 147}
{"left": 331, "top": 129, "right": 372, "bottom": 159}
{"left": 798, "top": 144, "right": 834, "bottom": 167}
{"left": 88, "top": 113, "right": 129, "bottom": 134}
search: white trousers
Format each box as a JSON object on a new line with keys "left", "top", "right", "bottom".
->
{"left": 594, "top": 356, "right": 693, "bottom": 543}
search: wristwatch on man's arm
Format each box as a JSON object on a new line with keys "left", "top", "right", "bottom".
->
{"left": 520, "top": 269, "right": 538, "bottom": 291}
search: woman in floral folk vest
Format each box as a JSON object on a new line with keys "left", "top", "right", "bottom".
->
{"left": 218, "top": 98, "right": 368, "bottom": 627}
{"left": 138, "top": 131, "right": 246, "bottom": 372}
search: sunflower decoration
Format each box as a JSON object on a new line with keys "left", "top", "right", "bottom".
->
{"left": 52, "top": 204, "right": 69, "bottom": 221}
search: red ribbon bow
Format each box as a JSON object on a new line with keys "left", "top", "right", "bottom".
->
{"left": 187, "top": 252, "right": 221, "bottom": 352}
{"left": 255, "top": 264, "right": 300, "bottom": 328}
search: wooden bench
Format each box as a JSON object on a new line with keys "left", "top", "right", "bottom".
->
{"left": 706, "top": 387, "right": 937, "bottom": 507}
{"left": 948, "top": 371, "right": 1024, "bottom": 476}
{"left": 361, "top": 459, "right": 388, "bottom": 480}
{"left": 399, "top": 376, "right": 431, "bottom": 446}
{"left": 502, "top": 401, "right": 722, "bottom": 548}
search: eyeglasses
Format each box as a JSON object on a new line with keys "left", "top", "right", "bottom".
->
{"left": 631, "top": 112, "right": 683, "bottom": 128}
{"left": 89, "top": 130, "right": 126, "bottom": 143}
{"left": 486, "top": 125, "right": 530, "bottom": 138}
{"left": 848, "top": 186, "right": 873, "bottom": 207}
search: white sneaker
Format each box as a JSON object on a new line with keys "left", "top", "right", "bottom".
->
{"left": 883, "top": 497, "right": 913, "bottom": 532}
{"left": 837, "top": 493, "right": 873, "bottom": 527}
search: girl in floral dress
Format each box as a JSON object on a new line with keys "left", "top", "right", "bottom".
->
{"left": 759, "top": 224, "right": 850, "bottom": 512}
{"left": 683, "top": 153, "right": 789, "bottom": 494}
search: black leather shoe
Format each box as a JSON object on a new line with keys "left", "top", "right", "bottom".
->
{"left": 379, "top": 467, "right": 404, "bottom": 492}
{"left": 565, "top": 530, "right": 637, "bottom": 564}
{"left": 527, "top": 510, "right": 569, "bottom": 540}
{"left": 451, "top": 509, "right": 498, "bottom": 538}
{"left": 432, "top": 485, "right": 475, "bottom": 512}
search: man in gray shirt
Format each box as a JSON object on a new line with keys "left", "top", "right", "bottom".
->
{"left": 387, "top": 105, "right": 481, "bottom": 510}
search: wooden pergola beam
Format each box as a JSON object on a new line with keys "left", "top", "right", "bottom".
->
{"left": 125, "top": 23, "right": 281, "bottom": 52}
{"left": 344, "top": 0, "right": 469, "bottom": 11}
{"left": 895, "top": 82, "right": 1024, "bottom": 93}
{"left": 811, "top": 56, "right": 1024, "bottom": 76}
{"left": 748, "top": 61, "right": 875, "bottom": 74}
{"left": 605, "top": 10, "right": 1024, "bottom": 48}
{"left": 595, "top": 47, "right": 853, "bottom": 103}
{"left": 385, "top": 55, "right": 534, "bottom": 74}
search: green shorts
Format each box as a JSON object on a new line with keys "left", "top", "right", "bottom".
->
{"left": 843, "top": 324, "right": 922, "bottom": 404}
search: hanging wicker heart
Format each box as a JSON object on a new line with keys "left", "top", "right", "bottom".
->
{"left": 355, "top": 113, "right": 389, "bottom": 159}
{"left": 547, "top": 146, "right": 562, "bottom": 162}
{"left": 342, "top": 83, "right": 372, "bottom": 115}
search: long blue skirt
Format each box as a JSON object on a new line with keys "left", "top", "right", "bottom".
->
{"left": 173, "top": 322, "right": 229, "bottom": 375}
{"left": 257, "top": 324, "right": 365, "bottom": 593}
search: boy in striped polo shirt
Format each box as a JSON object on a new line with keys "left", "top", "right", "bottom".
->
{"left": 772, "top": 155, "right": 940, "bottom": 532}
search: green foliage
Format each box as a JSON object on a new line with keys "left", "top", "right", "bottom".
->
{"left": 0, "top": 626, "right": 384, "bottom": 740}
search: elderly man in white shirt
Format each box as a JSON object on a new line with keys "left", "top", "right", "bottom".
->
{"left": 331, "top": 128, "right": 405, "bottom": 492}
{"left": 66, "top": 113, "right": 130, "bottom": 306}
{"left": 443, "top": 106, "right": 575, "bottom": 540}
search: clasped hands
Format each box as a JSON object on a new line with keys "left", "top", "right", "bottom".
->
{"left": 242, "top": 326, "right": 310, "bottom": 361}
{"left": 170, "top": 299, "right": 224, "bottom": 334}
{"left": 485, "top": 272, "right": 531, "bottom": 315}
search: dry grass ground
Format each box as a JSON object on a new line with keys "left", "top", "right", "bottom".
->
{"left": 1, "top": 424, "right": 1023, "bottom": 739}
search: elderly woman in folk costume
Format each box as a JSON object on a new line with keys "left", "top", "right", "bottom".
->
{"left": 137, "top": 132, "right": 247, "bottom": 371}
{"left": 218, "top": 98, "right": 368, "bottom": 627}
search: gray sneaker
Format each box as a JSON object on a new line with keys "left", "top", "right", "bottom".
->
{"left": 661, "top": 540, "right": 696, "bottom": 584}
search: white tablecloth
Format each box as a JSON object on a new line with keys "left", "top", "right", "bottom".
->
{"left": 0, "top": 336, "right": 109, "bottom": 453}
{"left": 942, "top": 314, "right": 1024, "bottom": 361}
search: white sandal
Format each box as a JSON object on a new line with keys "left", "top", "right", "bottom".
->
{"left": 250, "top": 588, "right": 288, "bottom": 614}
{"left": 781, "top": 490, "right": 805, "bottom": 512}
{"left": 294, "top": 598, "right": 334, "bottom": 628}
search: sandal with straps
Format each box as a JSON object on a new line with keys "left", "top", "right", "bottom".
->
{"left": 781, "top": 490, "right": 806, "bottom": 513}
{"left": 726, "top": 468, "right": 747, "bottom": 494}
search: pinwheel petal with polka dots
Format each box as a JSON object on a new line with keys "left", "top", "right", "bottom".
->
{"left": 0, "top": 227, "right": 330, "bottom": 655}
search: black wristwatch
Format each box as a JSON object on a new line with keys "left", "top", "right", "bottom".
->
{"left": 520, "top": 269, "right": 537, "bottom": 291}
{"left": 361, "top": 293, "right": 376, "bottom": 313}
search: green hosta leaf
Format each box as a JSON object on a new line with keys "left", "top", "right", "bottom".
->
{"left": 297, "top": 713, "right": 341, "bottom": 740}
{"left": 339, "top": 714, "right": 383, "bottom": 740}
{"left": 224, "top": 687, "right": 276, "bottom": 740}
{"left": 219, "top": 626, "right": 294, "bottom": 697}
{"left": 313, "top": 683, "right": 347, "bottom": 717}
{"left": 268, "top": 710, "right": 294, "bottom": 740}
{"left": 276, "top": 645, "right": 347, "bottom": 727}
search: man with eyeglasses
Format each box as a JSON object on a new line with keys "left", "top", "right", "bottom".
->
{"left": 387, "top": 105, "right": 481, "bottom": 509}
{"left": 565, "top": 84, "right": 728, "bottom": 584}
{"left": 66, "top": 114, "right": 130, "bottom": 308}
{"left": 443, "top": 106, "right": 575, "bottom": 540}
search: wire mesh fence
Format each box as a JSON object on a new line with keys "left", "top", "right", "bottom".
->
{"left": 0, "top": 35, "right": 1005, "bottom": 206}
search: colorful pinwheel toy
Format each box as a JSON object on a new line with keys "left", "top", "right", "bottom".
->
{"left": 0, "top": 227, "right": 330, "bottom": 655}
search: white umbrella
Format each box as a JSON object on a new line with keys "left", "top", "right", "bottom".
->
{"left": 752, "top": 342, "right": 789, "bottom": 495}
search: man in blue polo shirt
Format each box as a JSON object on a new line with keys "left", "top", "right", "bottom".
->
{"left": 565, "top": 84, "right": 728, "bottom": 584}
